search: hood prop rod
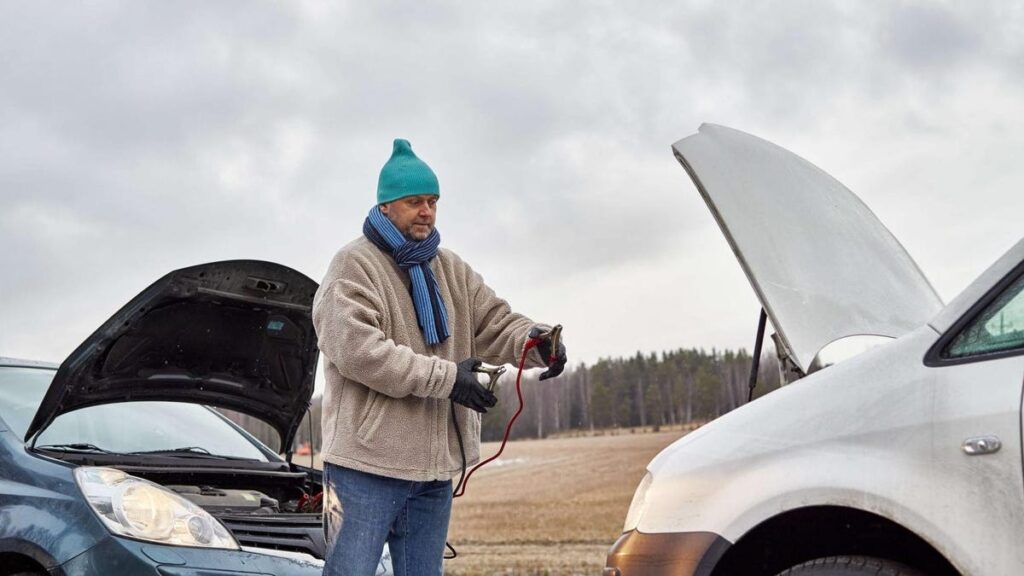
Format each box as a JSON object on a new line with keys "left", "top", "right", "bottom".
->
{"left": 747, "top": 308, "right": 767, "bottom": 403}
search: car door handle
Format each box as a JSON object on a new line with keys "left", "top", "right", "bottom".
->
{"left": 962, "top": 435, "right": 1001, "bottom": 455}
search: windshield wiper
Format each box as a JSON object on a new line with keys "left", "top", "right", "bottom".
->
{"left": 36, "top": 443, "right": 117, "bottom": 454}
{"left": 127, "top": 447, "right": 258, "bottom": 461}
{"left": 132, "top": 446, "right": 212, "bottom": 455}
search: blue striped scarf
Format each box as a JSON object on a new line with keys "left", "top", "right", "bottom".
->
{"left": 363, "top": 207, "right": 450, "bottom": 346}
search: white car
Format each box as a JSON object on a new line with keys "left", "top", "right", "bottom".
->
{"left": 604, "top": 125, "right": 1024, "bottom": 576}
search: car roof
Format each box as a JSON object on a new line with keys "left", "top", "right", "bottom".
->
{"left": 0, "top": 357, "right": 58, "bottom": 370}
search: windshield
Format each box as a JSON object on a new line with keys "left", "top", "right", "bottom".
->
{"left": 0, "top": 366, "right": 270, "bottom": 461}
{"left": 0, "top": 366, "right": 52, "bottom": 440}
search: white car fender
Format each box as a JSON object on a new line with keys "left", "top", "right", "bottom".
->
{"left": 633, "top": 326, "right": 1024, "bottom": 575}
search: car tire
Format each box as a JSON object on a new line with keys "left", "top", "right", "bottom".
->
{"left": 776, "top": 555, "right": 925, "bottom": 576}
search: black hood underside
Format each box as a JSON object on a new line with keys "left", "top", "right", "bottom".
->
{"left": 26, "top": 260, "right": 320, "bottom": 452}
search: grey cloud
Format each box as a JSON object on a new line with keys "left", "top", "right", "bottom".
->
{"left": 883, "top": 3, "right": 980, "bottom": 70}
{"left": 3, "top": 0, "right": 1024, "bottom": 364}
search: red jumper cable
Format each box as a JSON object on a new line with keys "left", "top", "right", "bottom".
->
{"left": 453, "top": 325, "right": 561, "bottom": 498}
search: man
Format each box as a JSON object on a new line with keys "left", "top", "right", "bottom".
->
{"left": 312, "top": 138, "right": 567, "bottom": 575}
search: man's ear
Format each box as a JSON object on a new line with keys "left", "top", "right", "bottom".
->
{"left": 379, "top": 203, "right": 390, "bottom": 215}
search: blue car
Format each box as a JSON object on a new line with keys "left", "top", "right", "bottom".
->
{"left": 0, "top": 261, "right": 337, "bottom": 575}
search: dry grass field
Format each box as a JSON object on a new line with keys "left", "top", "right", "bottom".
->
{"left": 444, "top": 427, "right": 693, "bottom": 575}
{"left": 309, "top": 426, "right": 694, "bottom": 575}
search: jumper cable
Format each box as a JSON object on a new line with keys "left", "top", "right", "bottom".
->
{"left": 452, "top": 335, "right": 541, "bottom": 498}
{"left": 445, "top": 327, "right": 560, "bottom": 559}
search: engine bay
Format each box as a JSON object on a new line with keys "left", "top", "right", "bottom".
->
{"left": 168, "top": 484, "right": 282, "bottom": 514}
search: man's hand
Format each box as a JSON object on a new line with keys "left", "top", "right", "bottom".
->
{"left": 529, "top": 327, "right": 568, "bottom": 381}
{"left": 450, "top": 358, "right": 498, "bottom": 413}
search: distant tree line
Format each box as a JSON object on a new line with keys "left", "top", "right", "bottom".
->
{"left": 219, "top": 345, "right": 786, "bottom": 451}
{"left": 480, "top": 346, "right": 784, "bottom": 442}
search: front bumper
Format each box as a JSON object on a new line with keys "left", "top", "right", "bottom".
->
{"left": 603, "top": 529, "right": 730, "bottom": 576}
{"left": 57, "top": 534, "right": 323, "bottom": 576}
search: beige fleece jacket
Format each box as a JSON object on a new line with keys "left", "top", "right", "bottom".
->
{"left": 313, "top": 237, "right": 547, "bottom": 481}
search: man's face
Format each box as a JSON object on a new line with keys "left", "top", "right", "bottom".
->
{"left": 380, "top": 194, "right": 439, "bottom": 241}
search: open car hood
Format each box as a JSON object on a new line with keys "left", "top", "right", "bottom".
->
{"left": 672, "top": 124, "right": 943, "bottom": 373}
{"left": 26, "top": 260, "right": 319, "bottom": 452}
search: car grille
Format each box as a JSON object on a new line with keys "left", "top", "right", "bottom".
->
{"left": 218, "top": 513, "right": 325, "bottom": 559}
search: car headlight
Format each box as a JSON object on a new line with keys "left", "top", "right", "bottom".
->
{"left": 622, "top": 471, "right": 653, "bottom": 532}
{"left": 74, "top": 466, "right": 238, "bottom": 549}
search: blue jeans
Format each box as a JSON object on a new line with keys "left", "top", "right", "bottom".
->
{"left": 323, "top": 463, "right": 453, "bottom": 576}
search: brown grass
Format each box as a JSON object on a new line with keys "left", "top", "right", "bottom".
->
{"left": 444, "top": 426, "right": 693, "bottom": 575}
{"left": 308, "top": 425, "right": 694, "bottom": 575}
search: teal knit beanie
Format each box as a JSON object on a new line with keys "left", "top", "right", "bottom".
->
{"left": 377, "top": 139, "right": 440, "bottom": 204}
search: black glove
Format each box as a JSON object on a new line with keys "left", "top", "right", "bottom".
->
{"left": 529, "top": 327, "right": 568, "bottom": 381}
{"left": 449, "top": 358, "right": 498, "bottom": 413}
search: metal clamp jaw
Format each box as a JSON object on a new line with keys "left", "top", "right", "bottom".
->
{"left": 534, "top": 324, "right": 563, "bottom": 363}
{"left": 473, "top": 362, "right": 507, "bottom": 392}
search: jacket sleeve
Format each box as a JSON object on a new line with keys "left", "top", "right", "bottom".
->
{"left": 467, "top": 263, "right": 550, "bottom": 369}
{"left": 313, "top": 258, "right": 457, "bottom": 399}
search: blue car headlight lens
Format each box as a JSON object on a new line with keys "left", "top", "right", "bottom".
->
{"left": 74, "top": 466, "right": 238, "bottom": 549}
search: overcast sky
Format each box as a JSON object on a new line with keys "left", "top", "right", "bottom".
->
{"left": 3, "top": 1, "right": 1024, "bottom": 390}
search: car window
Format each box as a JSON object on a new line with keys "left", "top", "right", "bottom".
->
{"left": 0, "top": 366, "right": 55, "bottom": 440}
{"left": 944, "top": 272, "right": 1024, "bottom": 359}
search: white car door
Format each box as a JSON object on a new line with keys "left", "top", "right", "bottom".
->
{"left": 924, "top": 264, "right": 1024, "bottom": 575}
